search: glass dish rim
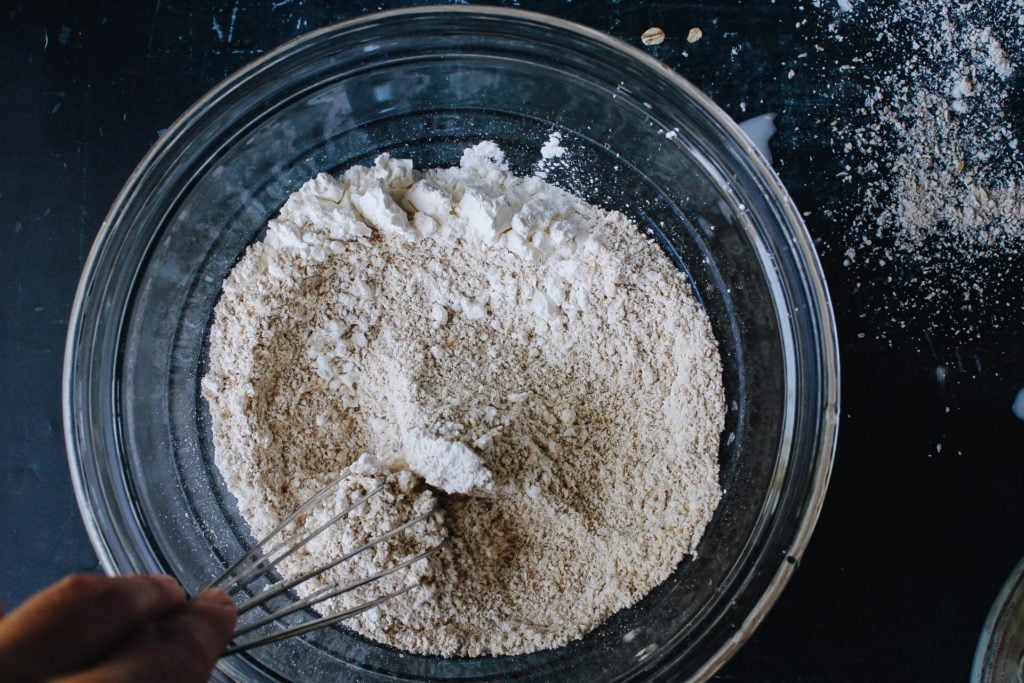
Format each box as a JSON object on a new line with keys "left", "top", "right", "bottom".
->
{"left": 972, "top": 554, "right": 1024, "bottom": 683}
{"left": 62, "top": 6, "right": 840, "bottom": 680}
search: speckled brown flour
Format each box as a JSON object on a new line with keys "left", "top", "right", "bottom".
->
{"left": 202, "top": 143, "right": 725, "bottom": 656}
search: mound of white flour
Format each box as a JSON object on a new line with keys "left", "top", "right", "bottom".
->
{"left": 202, "top": 141, "right": 725, "bottom": 656}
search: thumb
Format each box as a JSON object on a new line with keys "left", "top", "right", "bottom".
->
{"left": 57, "top": 589, "right": 236, "bottom": 683}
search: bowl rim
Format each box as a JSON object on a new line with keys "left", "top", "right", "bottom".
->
{"left": 63, "top": 6, "right": 840, "bottom": 681}
{"left": 971, "top": 554, "right": 1024, "bottom": 683}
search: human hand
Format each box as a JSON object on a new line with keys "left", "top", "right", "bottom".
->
{"left": 0, "top": 574, "right": 236, "bottom": 683}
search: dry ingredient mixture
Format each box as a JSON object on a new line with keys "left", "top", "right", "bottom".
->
{"left": 820, "top": 0, "right": 1024, "bottom": 338}
{"left": 202, "top": 141, "right": 725, "bottom": 656}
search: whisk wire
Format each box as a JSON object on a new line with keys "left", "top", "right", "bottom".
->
{"left": 204, "top": 471, "right": 351, "bottom": 592}
{"left": 224, "top": 483, "right": 387, "bottom": 593}
{"left": 207, "top": 470, "right": 445, "bottom": 655}
{"left": 224, "top": 584, "right": 416, "bottom": 656}
{"left": 232, "top": 540, "right": 445, "bottom": 638}
{"left": 234, "top": 509, "right": 436, "bottom": 615}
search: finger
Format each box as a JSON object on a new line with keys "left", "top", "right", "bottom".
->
{"left": 57, "top": 589, "right": 236, "bottom": 683}
{"left": 0, "top": 574, "right": 185, "bottom": 679}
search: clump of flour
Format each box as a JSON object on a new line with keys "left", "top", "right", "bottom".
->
{"left": 203, "top": 141, "right": 725, "bottom": 656}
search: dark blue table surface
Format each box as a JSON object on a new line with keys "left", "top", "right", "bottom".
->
{"left": 2, "top": 1, "right": 1023, "bottom": 680}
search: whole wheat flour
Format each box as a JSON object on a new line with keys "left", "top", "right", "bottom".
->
{"left": 202, "top": 141, "right": 725, "bottom": 656}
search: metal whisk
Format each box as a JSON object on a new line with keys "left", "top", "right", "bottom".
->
{"left": 203, "top": 469, "right": 444, "bottom": 655}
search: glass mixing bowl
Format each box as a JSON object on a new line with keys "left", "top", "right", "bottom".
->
{"left": 973, "top": 556, "right": 1024, "bottom": 683}
{"left": 63, "top": 7, "right": 839, "bottom": 681}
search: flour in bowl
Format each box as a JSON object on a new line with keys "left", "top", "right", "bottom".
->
{"left": 202, "top": 141, "right": 725, "bottom": 656}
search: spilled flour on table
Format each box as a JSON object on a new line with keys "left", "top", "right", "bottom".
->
{"left": 822, "top": 0, "right": 1024, "bottom": 339}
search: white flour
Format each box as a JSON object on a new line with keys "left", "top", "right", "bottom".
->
{"left": 202, "top": 141, "right": 725, "bottom": 656}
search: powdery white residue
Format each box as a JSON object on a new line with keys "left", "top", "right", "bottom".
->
{"left": 982, "top": 27, "right": 1014, "bottom": 78}
{"left": 535, "top": 131, "right": 567, "bottom": 179}
{"left": 821, "top": 1, "right": 1024, "bottom": 340}
{"left": 540, "top": 132, "right": 566, "bottom": 159}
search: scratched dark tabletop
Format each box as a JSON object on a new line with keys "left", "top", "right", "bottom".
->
{"left": 2, "top": 1, "right": 1023, "bottom": 680}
